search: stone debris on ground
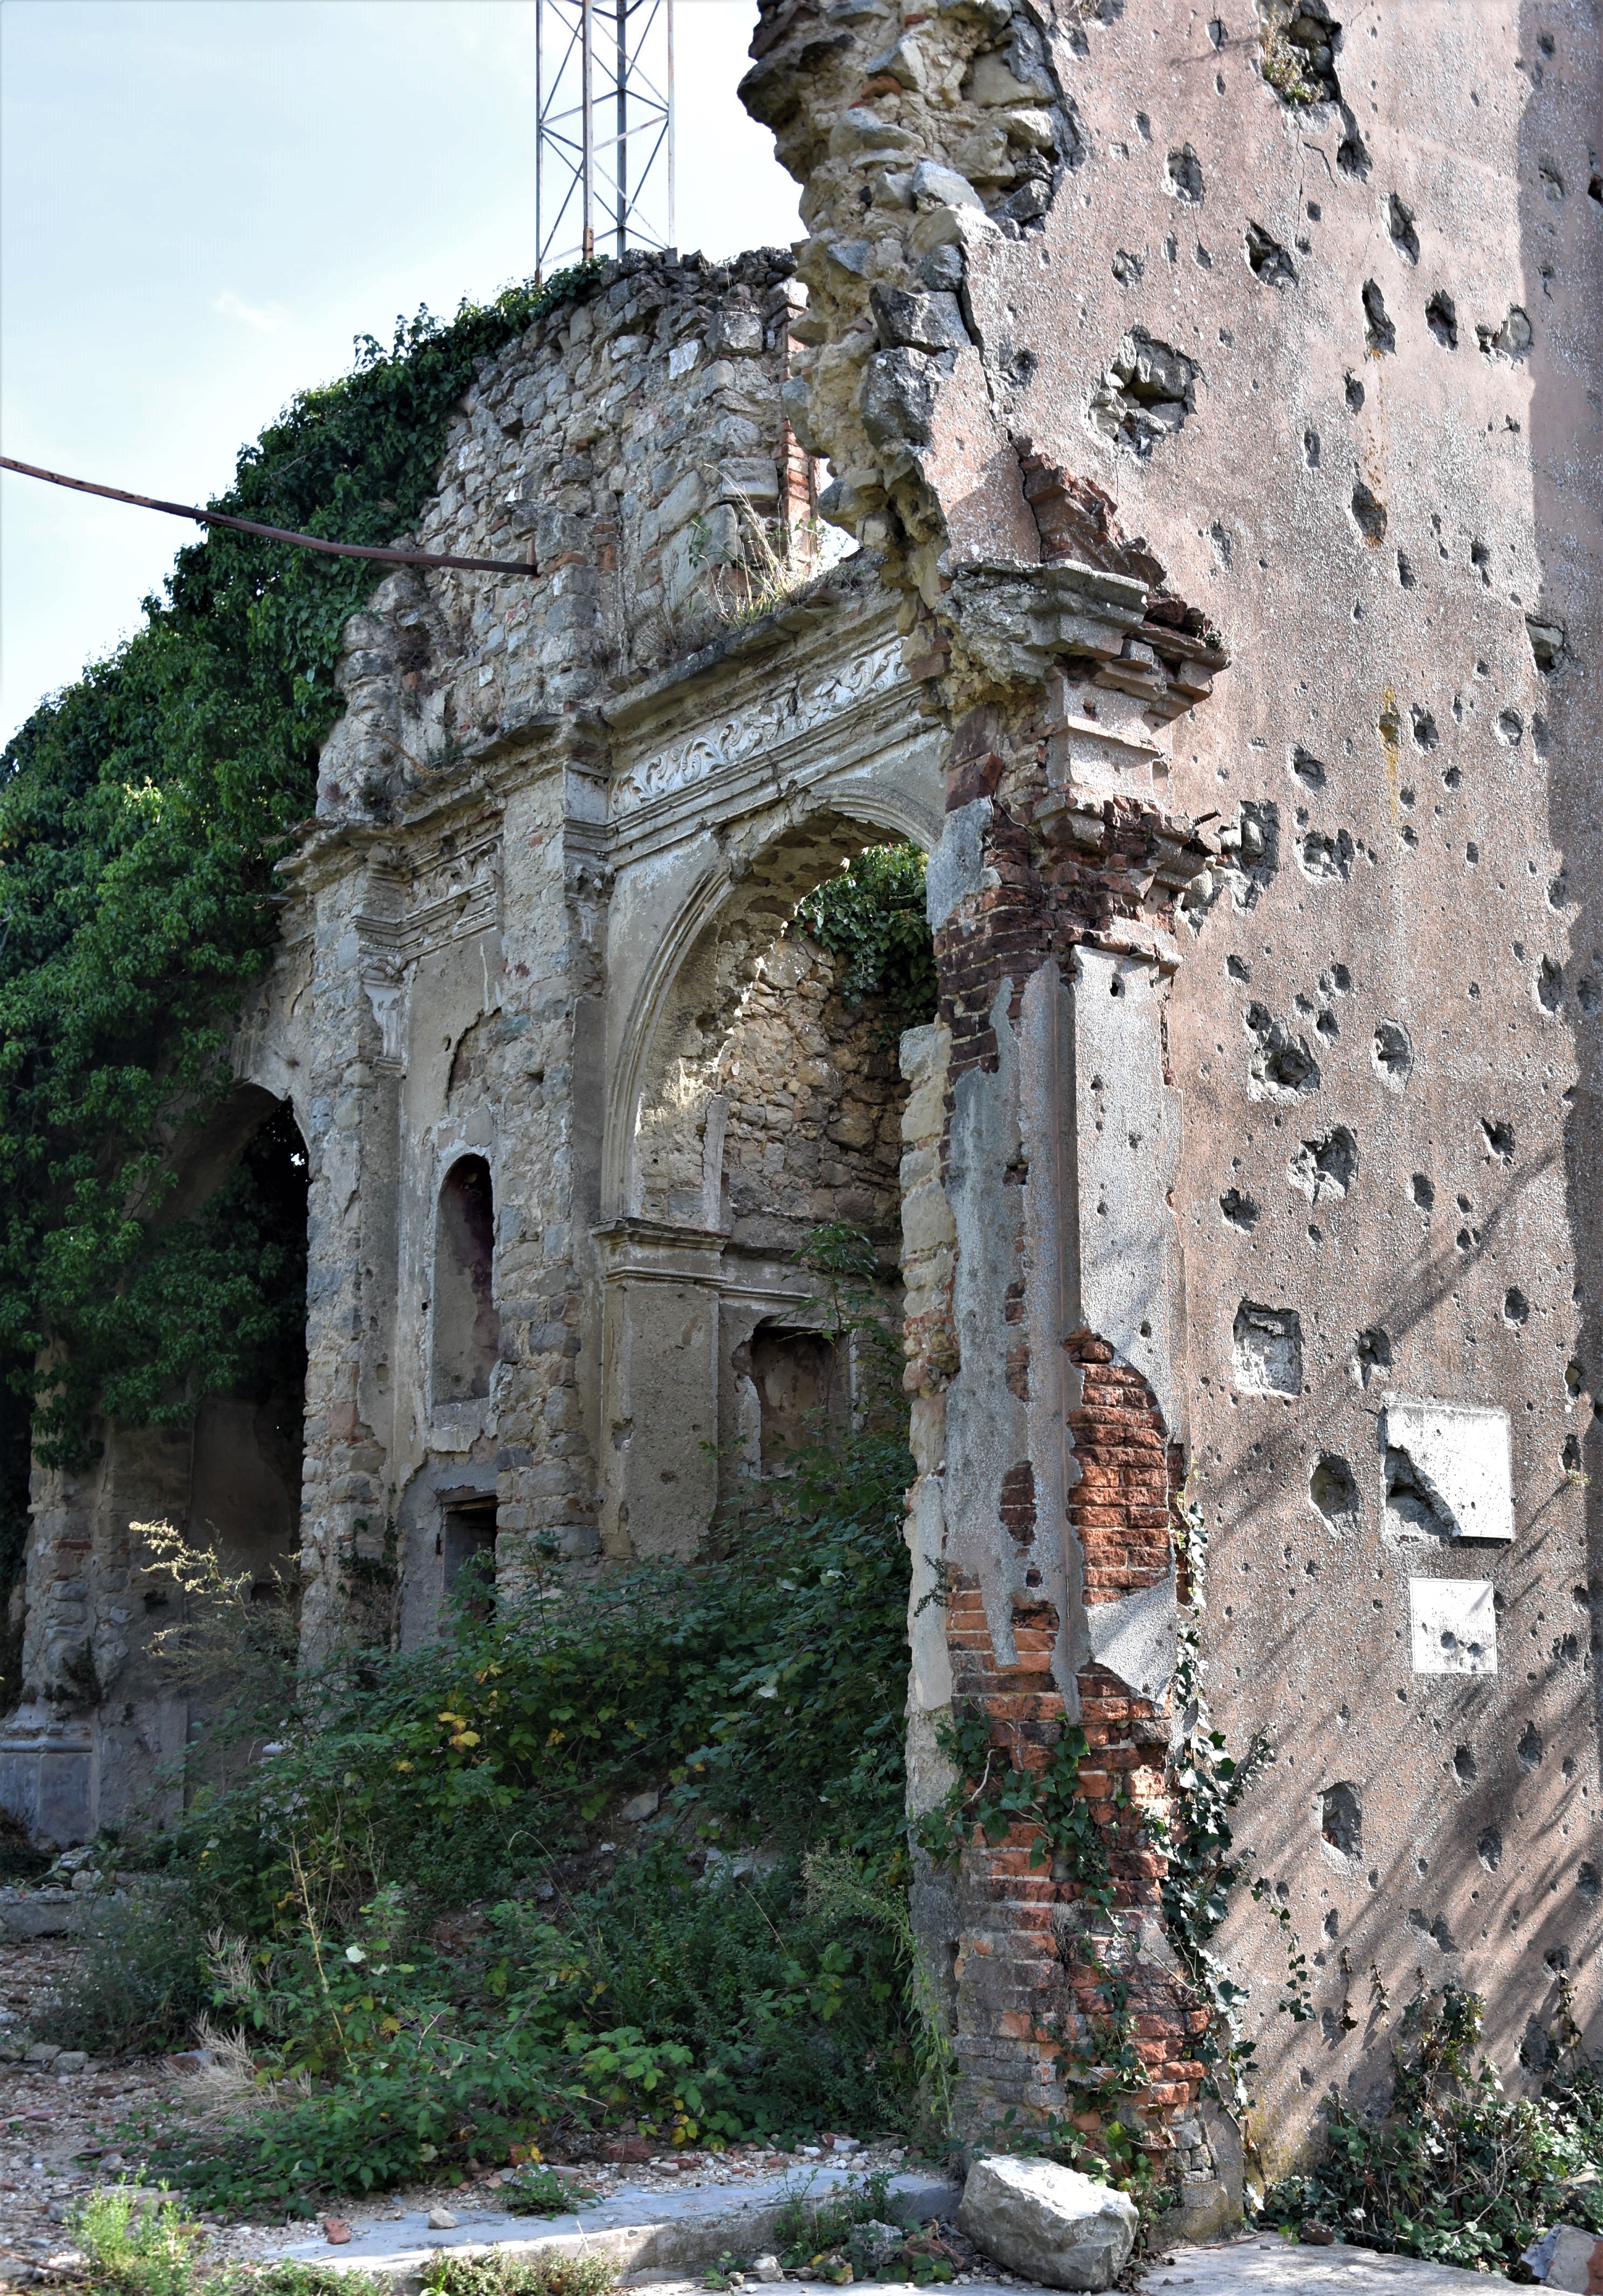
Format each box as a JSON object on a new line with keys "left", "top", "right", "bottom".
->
{"left": 958, "top": 2156, "right": 1138, "bottom": 2292}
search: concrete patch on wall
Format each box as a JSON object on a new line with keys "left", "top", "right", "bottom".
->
{"left": 1409, "top": 1579, "right": 1497, "bottom": 1677}
{"left": 1086, "top": 1564, "right": 1177, "bottom": 1710}
{"left": 1232, "top": 1301, "right": 1303, "bottom": 1395}
{"left": 1381, "top": 1396, "right": 1514, "bottom": 1544}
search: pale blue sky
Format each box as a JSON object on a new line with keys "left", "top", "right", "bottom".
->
{"left": 0, "top": 0, "right": 802, "bottom": 742}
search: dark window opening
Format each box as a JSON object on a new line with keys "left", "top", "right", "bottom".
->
{"left": 441, "top": 1496, "right": 498, "bottom": 1618}
{"left": 433, "top": 1156, "right": 500, "bottom": 1404}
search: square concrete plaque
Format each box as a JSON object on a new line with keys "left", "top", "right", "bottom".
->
{"left": 1409, "top": 1578, "right": 1496, "bottom": 1675}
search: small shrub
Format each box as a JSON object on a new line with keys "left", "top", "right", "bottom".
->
{"left": 421, "top": 2252, "right": 618, "bottom": 2296}
{"left": 70, "top": 2184, "right": 388, "bottom": 2295}
{"left": 499, "top": 2162, "right": 594, "bottom": 2215}
{"left": 40, "top": 1885, "right": 210, "bottom": 2054}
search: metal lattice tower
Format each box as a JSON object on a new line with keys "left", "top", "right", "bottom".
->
{"left": 536, "top": 0, "right": 675, "bottom": 277}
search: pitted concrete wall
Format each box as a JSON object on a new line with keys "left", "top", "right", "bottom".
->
{"left": 740, "top": 0, "right": 1601, "bottom": 2179}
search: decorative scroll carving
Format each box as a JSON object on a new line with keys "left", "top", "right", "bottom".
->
{"left": 611, "top": 638, "right": 905, "bottom": 817}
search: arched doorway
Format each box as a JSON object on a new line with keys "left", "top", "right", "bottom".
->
{"left": 597, "top": 816, "right": 935, "bottom": 1560}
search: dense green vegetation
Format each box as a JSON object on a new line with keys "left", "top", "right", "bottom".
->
{"left": 0, "top": 283, "right": 570, "bottom": 1491}
{"left": 43, "top": 1236, "right": 930, "bottom": 2214}
{"left": 797, "top": 845, "right": 937, "bottom": 1036}
{"left": 1262, "top": 1983, "right": 1603, "bottom": 2274}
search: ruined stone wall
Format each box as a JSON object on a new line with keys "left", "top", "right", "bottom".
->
{"left": 635, "top": 928, "right": 907, "bottom": 1250}
{"left": 317, "top": 248, "right": 811, "bottom": 826}
{"left": 741, "top": 0, "right": 1602, "bottom": 2186}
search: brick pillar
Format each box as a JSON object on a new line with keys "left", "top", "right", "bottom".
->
{"left": 904, "top": 659, "right": 1224, "bottom": 2184}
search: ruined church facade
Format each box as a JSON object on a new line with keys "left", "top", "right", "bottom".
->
{"left": 6, "top": 0, "right": 1601, "bottom": 2195}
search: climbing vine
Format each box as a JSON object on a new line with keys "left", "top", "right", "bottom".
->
{"left": 0, "top": 281, "right": 567, "bottom": 1473}
{"left": 914, "top": 1708, "right": 1115, "bottom": 1906}
{"left": 796, "top": 845, "right": 937, "bottom": 1036}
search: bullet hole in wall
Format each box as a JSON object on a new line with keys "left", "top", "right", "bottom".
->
{"left": 1498, "top": 709, "right": 1524, "bottom": 746}
{"left": 1351, "top": 480, "right": 1387, "bottom": 543}
{"left": 1289, "top": 1124, "right": 1358, "bottom": 1202}
{"left": 1321, "top": 1780, "right": 1362, "bottom": 1858}
{"left": 1372, "top": 1020, "right": 1412, "bottom": 1088}
{"left": 1303, "top": 427, "right": 1321, "bottom": 468}
{"left": 1396, "top": 552, "right": 1415, "bottom": 589}
{"left": 1536, "top": 955, "right": 1564, "bottom": 1012}
{"left": 1353, "top": 1326, "right": 1391, "bottom": 1387}
{"left": 1517, "top": 1722, "right": 1544, "bottom": 1769}
{"left": 1477, "top": 1827, "right": 1503, "bottom": 1871}
{"left": 1220, "top": 1187, "right": 1261, "bottom": 1231}
{"left": 1481, "top": 1116, "right": 1514, "bottom": 1161}
{"left": 1245, "top": 220, "right": 1297, "bottom": 286}
{"left": 1345, "top": 372, "right": 1365, "bottom": 412}
{"left": 1166, "top": 143, "right": 1204, "bottom": 201}
{"left": 1310, "top": 1452, "right": 1359, "bottom": 1525}
{"left": 1319, "top": 961, "right": 1352, "bottom": 996}
{"left": 1249, "top": 1021, "right": 1320, "bottom": 1101}
{"left": 1526, "top": 614, "right": 1566, "bottom": 671}
{"left": 1580, "top": 1863, "right": 1601, "bottom": 1903}
{"left": 1410, "top": 1173, "right": 1435, "bottom": 1210}
{"left": 1385, "top": 193, "right": 1419, "bottom": 262}
{"left": 1453, "top": 1744, "right": 1477, "bottom": 1784}
{"left": 1111, "top": 248, "right": 1144, "bottom": 284}
{"left": 1503, "top": 1287, "right": 1530, "bottom": 1327}
{"left": 1478, "top": 306, "right": 1532, "bottom": 360}
{"left": 1299, "top": 827, "right": 1355, "bottom": 880}
{"left": 1362, "top": 279, "right": 1395, "bottom": 354}
{"left": 1566, "top": 1360, "right": 1586, "bottom": 1397}
{"left": 1291, "top": 744, "right": 1327, "bottom": 787}
{"left": 1426, "top": 291, "right": 1458, "bottom": 348}
{"left": 1411, "top": 705, "right": 1438, "bottom": 749}
{"left": 1385, "top": 1447, "right": 1457, "bottom": 1540}
{"left": 1227, "top": 953, "right": 1251, "bottom": 982}
{"left": 1088, "top": 328, "right": 1201, "bottom": 456}
{"left": 1563, "top": 1435, "right": 1583, "bottom": 1472}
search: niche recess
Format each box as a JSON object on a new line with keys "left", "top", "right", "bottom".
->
{"left": 751, "top": 1325, "right": 839, "bottom": 1474}
{"left": 433, "top": 1155, "right": 500, "bottom": 1404}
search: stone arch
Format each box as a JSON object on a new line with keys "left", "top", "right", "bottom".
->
{"left": 595, "top": 798, "right": 936, "bottom": 1562}
{"left": 608, "top": 797, "right": 936, "bottom": 1231}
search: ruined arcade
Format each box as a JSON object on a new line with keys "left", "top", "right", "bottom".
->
{"left": 4, "top": 0, "right": 1600, "bottom": 2206}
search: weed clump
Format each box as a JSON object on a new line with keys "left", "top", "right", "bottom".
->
{"left": 1261, "top": 1983, "right": 1603, "bottom": 2273}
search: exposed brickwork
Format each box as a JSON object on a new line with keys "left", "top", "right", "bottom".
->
{"left": 943, "top": 1574, "right": 1207, "bottom": 2140}
{"left": 934, "top": 705, "right": 1209, "bottom": 1092}
{"left": 1066, "top": 1334, "right": 1178, "bottom": 1607}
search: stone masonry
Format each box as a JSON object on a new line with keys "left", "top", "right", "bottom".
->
{"left": 3, "top": 0, "right": 1600, "bottom": 2220}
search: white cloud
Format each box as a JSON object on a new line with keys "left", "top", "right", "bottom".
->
{"left": 211, "top": 289, "right": 285, "bottom": 333}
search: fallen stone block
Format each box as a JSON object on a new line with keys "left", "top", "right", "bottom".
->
{"left": 958, "top": 2156, "right": 1137, "bottom": 2293}
{"left": 1524, "top": 2222, "right": 1603, "bottom": 2290}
